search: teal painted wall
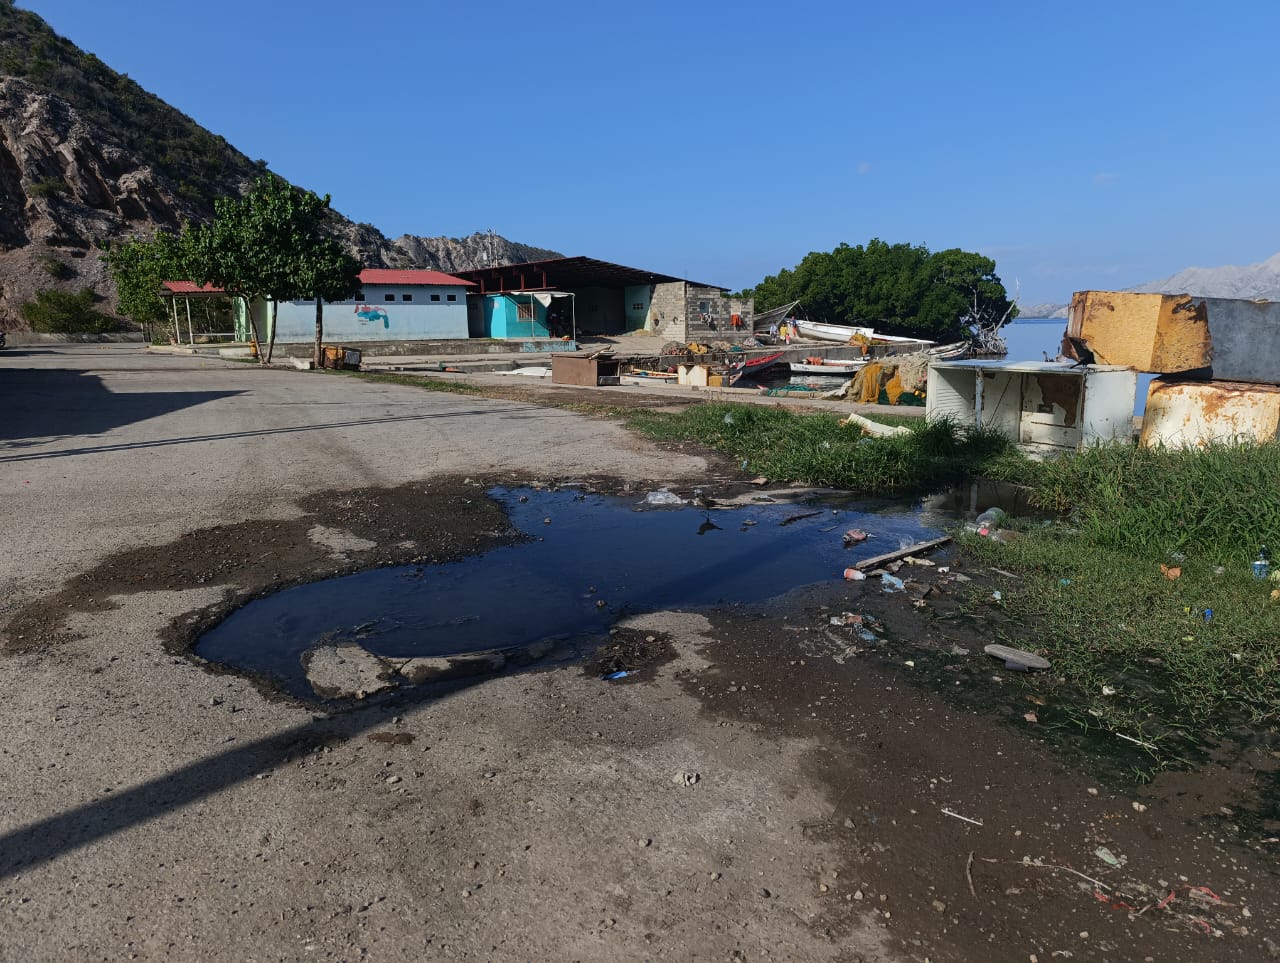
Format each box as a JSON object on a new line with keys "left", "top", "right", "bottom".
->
{"left": 482, "top": 294, "right": 548, "bottom": 338}
{"left": 624, "top": 285, "right": 652, "bottom": 331}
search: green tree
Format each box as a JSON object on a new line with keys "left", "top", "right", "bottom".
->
{"left": 743, "top": 240, "right": 1016, "bottom": 342}
{"left": 184, "top": 174, "right": 361, "bottom": 364}
{"left": 104, "top": 230, "right": 189, "bottom": 331}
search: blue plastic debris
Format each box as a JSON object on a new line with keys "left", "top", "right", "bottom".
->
{"left": 603, "top": 670, "right": 630, "bottom": 681}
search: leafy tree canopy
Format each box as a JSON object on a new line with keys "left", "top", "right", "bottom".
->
{"left": 742, "top": 240, "right": 1017, "bottom": 341}
{"left": 183, "top": 174, "right": 360, "bottom": 306}
{"left": 103, "top": 230, "right": 188, "bottom": 325}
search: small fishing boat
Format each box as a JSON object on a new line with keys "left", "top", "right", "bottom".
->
{"left": 620, "top": 368, "right": 678, "bottom": 384}
{"left": 791, "top": 318, "right": 934, "bottom": 346}
{"left": 788, "top": 356, "right": 870, "bottom": 375}
{"left": 727, "top": 350, "right": 785, "bottom": 385}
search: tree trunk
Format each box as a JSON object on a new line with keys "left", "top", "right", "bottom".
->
{"left": 265, "top": 300, "right": 279, "bottom": 363}
{"left": 313, "top": 297, "right": 323, "bottom": 369}
{"left": 242, "top": 295, "right": 266, "bottom": 364}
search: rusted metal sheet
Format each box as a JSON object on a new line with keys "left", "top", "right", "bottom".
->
{"left": 1069, "top": 291, "right": 1280, "bottom": 383}
{"left": 1068, "top": 291, "right": 1211, "bottom": 373}
{"left": 1139, "top": 378, "right": 1280, "bottom": 448}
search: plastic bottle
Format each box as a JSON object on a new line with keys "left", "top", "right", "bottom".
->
{"left": 1253, "top": 545, "right": 1271, "bottom": 581}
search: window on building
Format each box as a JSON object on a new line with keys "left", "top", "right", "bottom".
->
{"left": 402, "top": 294, "right": 413, "bottom": 301}
{"left": 430, "top": 294, "right": 441, "bottom": 302}
{"left": 517, "top": 302, "right": 534, "bottom": 320}
{"left": 446, "top": 294, "right": 457, "bottom": 302}
{"left": 384, "top": 293, "right": 395, "bottom": 302}
{"left": 698, "top": 300, "right": 710, "bottom": 313}
{"left": 353, "top": 290, "right": 364, "bottom": 301}
{"left": 631, "top": 303, "right": 644, "bottom": 311}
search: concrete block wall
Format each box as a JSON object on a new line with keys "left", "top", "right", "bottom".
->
{"left": 649, "top": 282, "right": 755, "bottom": 342}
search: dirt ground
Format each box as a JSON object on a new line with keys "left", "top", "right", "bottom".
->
{"left": 3, "top": 348, "right": 1277, "bottom": 962}
{"left": 4, "top": 472, "right": 1277, "bottom": 962}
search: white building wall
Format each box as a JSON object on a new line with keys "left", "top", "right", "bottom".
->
{"left": 270, "top": 284, "right": 470, "bottom": 342}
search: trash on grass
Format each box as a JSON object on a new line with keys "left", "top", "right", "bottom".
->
{"left": 603, "top": 670, "right": 631, "bottom": 681}
{"left": 1160, "top": 563, "right": 1182, "bottom": 580}
{"left": 672, "top": 769, "right": 701, "bottom": 787}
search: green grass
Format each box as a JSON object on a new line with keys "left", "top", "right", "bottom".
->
{"left": 961, "top": 440, "right": 1280, "bottom": 769}
{"left": 626, "top": 403, "right": 1022, "bottom": 495}
{"left": 989, "top": 439, "right": 1280, "bottom": 565}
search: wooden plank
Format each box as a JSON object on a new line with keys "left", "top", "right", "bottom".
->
{"left": 984, "top": 643, "right": 1051, "bottom": 670}
{"left": 854, "top": 535, "right": 952, "bottom": 571}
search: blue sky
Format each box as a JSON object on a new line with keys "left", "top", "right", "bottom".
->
{"left": 19, "top": 0, "right": 1280, "bottom": 303}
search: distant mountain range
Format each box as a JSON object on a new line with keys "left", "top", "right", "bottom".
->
{"left": 0, "top": 5, "right": 559, "bottom": 328}
{"left": 1018, "top": 251, "right": 1280, "bottom": 319}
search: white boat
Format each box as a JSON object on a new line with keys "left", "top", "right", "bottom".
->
{"left": 788, "top": 357, "right": 869, "bottom": 375}
{"left": 790, "top": 318, "right": 934, "bottom": 346}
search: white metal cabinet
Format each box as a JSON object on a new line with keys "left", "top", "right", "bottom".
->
{"left": 926, "top": 361, "right": 1137, "bottom": 453}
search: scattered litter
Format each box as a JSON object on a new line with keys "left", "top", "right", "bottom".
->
{"left": 641, "top": 489, "right": 685, "bottom": 507}
{"left": 603, "top": 670, "right": 630, "bottom": 681}
{"left": 990, "top": 568, "right": 1018, "bottom": 579}
{"left": 842, "top": 528, "right": 869, "bottom": 545}
{"left": 881, "top": 574, "right": 905, "bottom": 593}
{"left": 842, "top": 567, "right": 867, "bottom": 581}
{"left": 672, "top": 770, "right": 701, "bottom": 787}
{"left": 941, "top": 808, "right": 983, "bottom": 827}
{"left": 1132, "top": 801, "right": 1148, "bottom": 813}
{"left": 1101, "top": 685, "right": 1117, "bottom": 696}
{"left": 904, "top": 660, "right": 915, "bottom": 668}
{"left": 983, "top": 644, "right": 1050, "bottom": 670}
{"left": 1160, "top": 563, "right": 1182, "bottom": 580}
{"left": 937, "top": 566, "right": 950, "bottom": 574}
{"left": 990, "top": 590, "right": 1003, "bottom": 602}
{"left": 722, "top": 413, "right": 735, "bottom": 425}
{"left": 851, "top": 536, "right": 952, "bottom": 573}
{"left": 1094, "top": 846, "right": 1125, "bottom": 868}
{"left": 903, "top": 556, "right": 935, "bottom": 567}
{"left": 842, "top": 412, "right": 910, "bottom": 437}
{"left": 1024, "top": 712, "right": 1038, "bottom": 723}
{"left": 1116, "top": 732, "right": 1159, "bottom": 751}
{"left": 975, "top": 508, "right": 1007, "bottom": 528}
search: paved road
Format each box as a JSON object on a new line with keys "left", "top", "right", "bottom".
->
{"left": 1, "top": 344, "right": 705, "bottom": 611}
{"left": 0, "top": 346, "right": 878, "bottom": 961}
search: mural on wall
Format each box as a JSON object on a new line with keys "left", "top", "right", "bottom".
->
{"left": 355, "top": 304, "right": 391, "bottom": 328}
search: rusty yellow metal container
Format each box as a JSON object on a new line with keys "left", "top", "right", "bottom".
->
{"left": 1068, "top": 291, "right": 1212, "bottom": 373}
{"left": 1139, "top": 378, "right": 1280, "bottom": 448}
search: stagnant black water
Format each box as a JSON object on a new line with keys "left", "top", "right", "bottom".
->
{"left": 196, "top": 487, "right": 952, "bottom": 698}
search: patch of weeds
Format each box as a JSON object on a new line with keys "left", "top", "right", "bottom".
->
{"left": 625, "top": 403, "right": 1022, "bottom": 495}
{"left": 960, "top": 526, "right": 1280, "bottom": 770}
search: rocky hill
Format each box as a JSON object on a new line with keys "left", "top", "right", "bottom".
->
{"left": 0, "top": 3, "right": 558, "bottom": 329}
{"left": 1014, "top": 251, "right": 1280, "bottom": 320}
{"left": 1130, "top": 251, "right": 1280, "bottom": 300}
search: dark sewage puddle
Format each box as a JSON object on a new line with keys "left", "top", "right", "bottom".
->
{"left": 196, "top": 487, "right": 950, "bottom": 700}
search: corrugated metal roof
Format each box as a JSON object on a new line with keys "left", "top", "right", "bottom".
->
{"left": 451, "top": 256, "right": 725, "bottom": 293}
{"left": 161, "top": 281, "right": 224, "bottom": 294}
{"left": 359, "top": 269, "right": 475, "bottom": 287}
